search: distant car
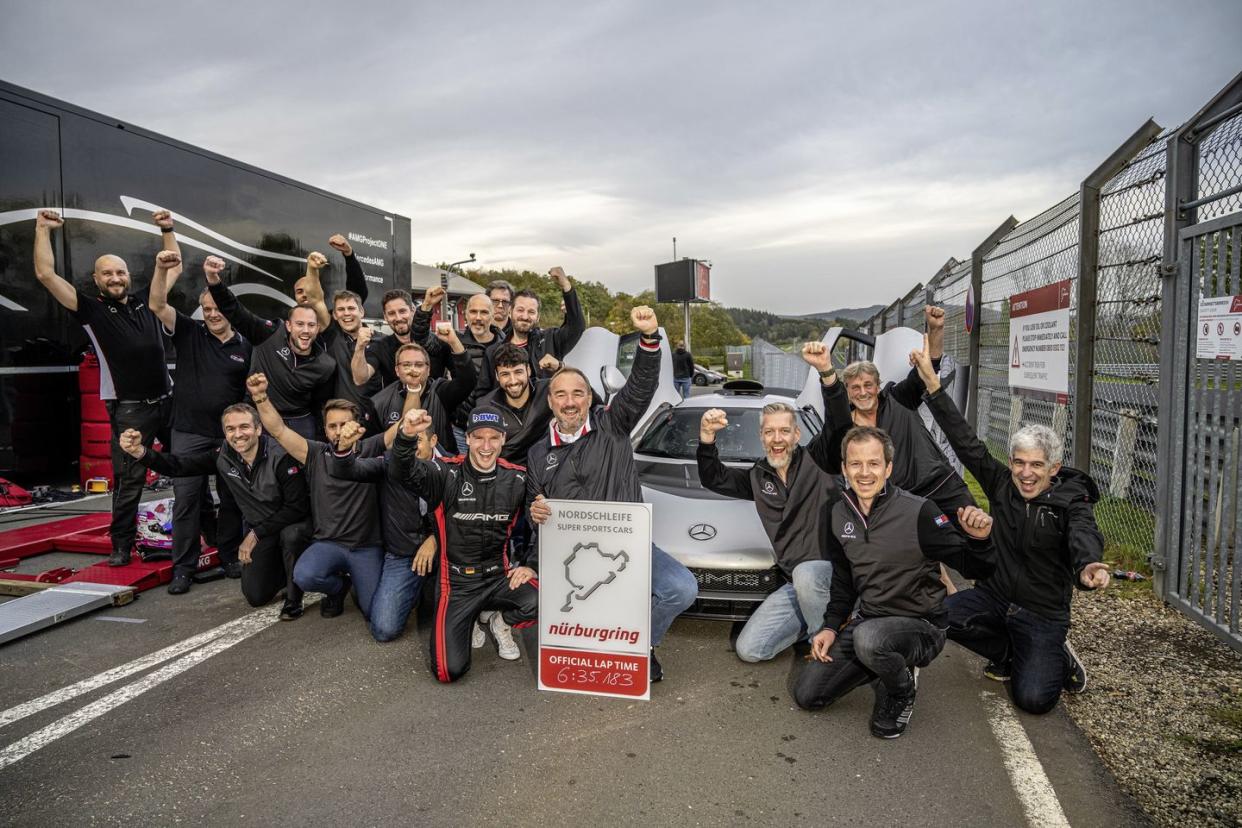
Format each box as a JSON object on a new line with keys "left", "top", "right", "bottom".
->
{"left": 692, "top": 364, "right": 726, "bottom": 386}
{"left": 633, "top": 381, "right": 824, "bottom": 620}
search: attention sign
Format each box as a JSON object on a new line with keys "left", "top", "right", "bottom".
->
{"left": 1008, "top": 279, "right": 1071, "bottom": 402}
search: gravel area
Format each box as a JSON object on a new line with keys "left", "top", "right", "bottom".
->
{"left": 1064, "top": 581, "right": 1242, "bottom": 827}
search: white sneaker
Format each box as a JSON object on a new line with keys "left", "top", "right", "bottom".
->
{"left": 471, "top": 621, "right": 486, "bottom": 649}
{"left": 490, "top": 612, "right": 520, "bottom": 661}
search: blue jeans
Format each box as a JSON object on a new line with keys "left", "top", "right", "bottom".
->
{"left": 652, "top": 544, "right": 698, "bottom": 646}
{"left": 369, "top": 553, "right": 425, "bottom": 642}
{"left": 735, "top": 560, "right": 833, "bottom": 662}
{"left": 945, "top": 587, "right": 1069, "bottom": 714}
{"left": 293, "top": 541, "right": 385, "bottom": 618}
{"left": 674, "top": 378, "right": 692, "bottom": 398}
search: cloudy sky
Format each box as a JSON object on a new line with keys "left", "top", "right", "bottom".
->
{"left": 2, "top": 1, "right": 1238, "bottom": 314}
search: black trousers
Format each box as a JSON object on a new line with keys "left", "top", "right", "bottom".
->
{"left": 170, "top": 429, "right": 242, "bottom": 577}
{"left": 106, "top": 398, "right": 172, "bottom": 553}
{"left": 429, "top": 569, "right": 538, "bottom": 684}
{"left": 240, "top": 520, "right": 312, "bottom": 607}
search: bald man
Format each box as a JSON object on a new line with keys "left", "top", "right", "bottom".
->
{"left": 33, "top": 208, "right": 177, "bottom": 566}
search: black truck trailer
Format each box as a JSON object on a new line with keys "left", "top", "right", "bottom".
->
{"left": 0, "top": 80, "right": 413, "bottom": 480}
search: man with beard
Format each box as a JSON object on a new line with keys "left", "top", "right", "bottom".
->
{"left": 390, "top": 406, "right": 538, "bottom": 683}
{"left": 32, "top": 209, "right": 177, "bottom": 566}
{"left": 148, "top": 253, "right": 250, "bottom": 593}
{"left": 207, "top": 254, "right": 336, "bottom": 440}
{"left": 247, "top": 373, "right": 386, "bottom": 619}
{"left": 697, "top": 395, "right": 839, "bottom": 663}
{"left": 477, "top": 267, "right": 586, "bottom": 401}
{"left": 118, "top": 405, "right": 312, "bottom": 620}
{"left": 413, "top": 288, "right": 501, "bottom": 389}
{"left": 478, "top": 343, "right": 554, "bottom": 465}
{"left": 369, "top": 327, "right": 476, "bottom": 455}
{"left": 527, "top": 306, "right": 699, "bottom": 682}
{"left": 351, "top": 289, "right": 417, "bottom": 388}
{"left": 488, "top": 279, "right": 516, "bottom": 337}
{"left": 793, "top": 427, "right": 996, "bottom": 739}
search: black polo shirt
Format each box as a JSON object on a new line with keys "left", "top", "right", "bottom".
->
{"left": 168, "top": 310, "right": 252, "bottom": 438}
{"left": 303, "top": 436, "right": 384, "bottom": 548}
{"left": 364, "top": 332, "right": 400, "bottom": 387}
{"left": 70, "top": 287, "right": 170, "bottom": 401}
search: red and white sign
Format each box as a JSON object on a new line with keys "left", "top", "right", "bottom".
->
{"left": 695, "top": 261, "right": 711, "bottom": 301}
{"left": 1196, "top": 294, "right": 1242, "bottom": 361}
{"left": 537, "top": 500, "right": 652, "bottom": 700}
{"left": 1008, "top": 279, "right": 1071, "bottom": 402}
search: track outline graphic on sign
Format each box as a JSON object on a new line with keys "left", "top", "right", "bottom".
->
{"left": 561, "top": 542, "right": 629, "bottom": 612}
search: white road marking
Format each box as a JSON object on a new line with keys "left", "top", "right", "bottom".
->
{"left": 984, "top": 692, "right": 1071, "bottom": 828}
{"left": 0, "top": 602, "right": 303, "bottom": 770}
{"left": 0, "top": 600, "right": 315, "bottom": 730}
{"left": 92, "top": 617, "right": 147, "bottom": 624}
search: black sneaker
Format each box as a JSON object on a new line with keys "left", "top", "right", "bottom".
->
{"left": 650, "top": 649, "right": 663, "bottom": 683}
{"left": 108, "top": 548, "right": 132, "bottom": 567}
{"left": 1063, "top": 640, "right": 1087, "bottom": 694}
{"left": 167, "top": 574, "right": 192, "bottom": 595}
{"left": 279, "top": 599, "right": 304, "bottom": 621}
{"left": 320, "top": 588, "right": 347, "bottom": 618}
{"left": 221, "top": 561, "right": 243, "bottom": 579}
{"left": 984, "top": 660, "right": 1012, "bottom": 682}
{"left": 870, "top": 667, "right": 918, "bottom": 740}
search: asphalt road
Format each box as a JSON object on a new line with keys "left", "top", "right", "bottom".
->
{"left": 1, "top": 542, "right": 1148, "bottom": 827}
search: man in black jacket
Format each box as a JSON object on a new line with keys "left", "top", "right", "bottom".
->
{"left": 697, "top": 396, "right": 839, "bottom": 663}
{"left": 792, "top": 426, "right": 995, "bottom": 739}
{"left": 911, "top": 340, "right": 1109, "bottom": 713}
{"left": 478, "top": 343, "right": 555, "bottom": 465}
{"left": 673, "top": 341, "right": 695, "bottom": 399}
{"left": 527, "top": 306, "right": 699, "bottom": 682}
{"left": 391, "top": 406, "right": 538, "bottom": 683}
{"left": 119, "top": 404, "right": 312, "bottom": 620}
{"left": 369, "top": 333, "right": 476, "bottom": 456}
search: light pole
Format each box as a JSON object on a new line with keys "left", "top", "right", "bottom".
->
{"left": 443, "top": 253, "right": 477, "bottom": 324}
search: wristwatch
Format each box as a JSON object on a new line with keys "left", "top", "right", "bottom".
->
{"left": 818, "top": 368, "right": 836, "bottom": 379}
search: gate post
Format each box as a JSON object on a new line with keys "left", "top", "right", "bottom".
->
{"left": 967, "top": 217, "right": 1018, "bottom": 428}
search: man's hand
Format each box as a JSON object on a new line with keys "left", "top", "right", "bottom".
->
{"left": 36, "top": 209, "right": 64, "bottom": 230}
{"left": 336, "top": 421, "right": 366, "bottom": 453}
{"left": 203, "top": 256, "right": 226, "bottom": 284}
{"left": 238, "top": 531, "right": 258, "bottom": 565}
{"left": 538, "top": 353, "right": 561, "bottom": 373}
{"left": 548, "top": 266, "right": 571, "bottom": 291}
{"left": 529, "top": 494, "right": 551, "bottom": 525}
{"left": 700, "top": 408, "right": 728, "bottom": 444}
{"left": 910, "top": 334, "right": 941, "bottom": 394}
{"left": 118, "top": 428, "right": 146, "bottom": 460}
{"left": 246, "top": 372, "right": 269, "bottom": 398}
{"left": 801, "top": 341, "right": 831, "bottom": 372}
{"left": 508, "top": 565, "right": 536, "bottom": 590}
{"left": 1079, "top": 562, "right": 1111, "bottom": 590}
{"left": 400, "top": 408, "right": 433, "bottom": 438}
{"left": 306, "top": 251, "right": 328, "bottom": 272}
{"left": 810, "top": 628, "right": 836, "bottom": 662}
{"left": 421, "top": 285, "right": 446, "bottom": 310}
{"left": 434, "top": 321, "right": 463, "bottom": 353}
{"left": 925, "top": 305, "right": 946, "bottom": 333}
{"left": 413, "top": 535, "right": 437, "bottom": 575}
{"left": 631, "top": 305, "right": 658, "bottom": 336}
{"left": 355, "top": 324, "right": 374, "bottom": 349}
{"left": 152, "top": 210, "right": 174, "bottom": 231}
{"left": 957, "top": 505, "right": 993, "bottom": 540}
{"left": 328, "top": 234, "right": 353, "bottom": 257}
{"left": 154, "top": 250, "right": 182, "bottom": 271}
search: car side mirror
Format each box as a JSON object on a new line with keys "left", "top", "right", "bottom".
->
{"left": 601, "top": 365, "right": 626, "bottom": 404}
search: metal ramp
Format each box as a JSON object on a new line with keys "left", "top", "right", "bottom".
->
{"left": 0, "top": 582, "right": 135, "bottom": 645}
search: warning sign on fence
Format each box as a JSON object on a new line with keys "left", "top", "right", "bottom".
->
{"left": 1008, "top": 279, "right": 1071, "bottom": 402}
{"left": 1195, "top": 294, "right": 1242, "bottom": 361}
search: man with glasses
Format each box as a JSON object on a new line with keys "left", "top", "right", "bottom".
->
{"left": 488, "top": 279, "right": 516, "bottom": 338}
{"left": 370, "top": 330, "right": 476, "bottom": 455}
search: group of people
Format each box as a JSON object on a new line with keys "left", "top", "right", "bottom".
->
{"left": 33, "top": 209, "right": 1109, "bottom": 735}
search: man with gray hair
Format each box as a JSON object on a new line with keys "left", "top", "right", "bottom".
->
{"left": 697, "top": 400, "right": 839, "bottom": 663}
{"left": 912, "top": 342, "right": 1109, "bottom": 714}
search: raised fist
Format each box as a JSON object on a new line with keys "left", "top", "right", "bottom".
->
{"left": 631, "top": 305, "right": 658, "bottom": 336}
{"left": 956, "top": 505, "right": 994, "bottom": 540}
{"left": 909, "top": 334, "right": 940, "bottom": 393}
{"left": 203, "top": 256, "right": 226, "bottom": 281}
{"left": 151, "top": 210, "right": 174, "bottom": 230}
{"left": 925, "top": 305, "right": 945, "bottom": 332}
{"left": 155, "top": 250, "right": 182, "bottom": 270}
{"left": 356, "top": 325, "right": 374, "bottom": 347}
{"left": 306, "top": 251, "right": 328, "bottom": 271}
{"left": 36, "top": 209, "right": 64, "bottom": 229}
{"left": 434, "top": 321, "right": 461, "bottom": 350}
{"left": 246, "top": 373, "right": 269, "bottom": 397}
{"left": 548, "top": 266, "right": 571, "bottom": 290}
{"left": 801, "top": 341, "right": 830, "bottom": 372}
{"left": 119, "top": 428, "right": 145, "bottom": 459}
{"left": 422, "top": 285, "right": 446, "bottom": 309}
{"left": 336, "top": 420, "right": 366, "bottom": 452}
{"left": 538, "top": 353, "right": 561, "bottom": 373}
{"left": 400, "top": 408, "right": 433, "bottom": 438}
{"left": 700, "top": 408, "right": 729, "bottom": 443}
{"left": 328, "top": 234, "right": 353, "bottom": 256}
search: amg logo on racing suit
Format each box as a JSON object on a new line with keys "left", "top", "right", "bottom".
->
{"left": 452, "top": 512, "right": 512, "bottom": 521}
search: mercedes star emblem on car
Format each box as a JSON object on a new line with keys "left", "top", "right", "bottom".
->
{"left": 688, "top": 523, "right": 717, "bottom": 541}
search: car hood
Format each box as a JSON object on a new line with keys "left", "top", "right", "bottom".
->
{"left": 639, "top": 458, "right": 776, "bottom": 570}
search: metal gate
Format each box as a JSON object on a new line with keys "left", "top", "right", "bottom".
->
{"left": 1156, "top": 74, "right": 1242, "bottom": 652}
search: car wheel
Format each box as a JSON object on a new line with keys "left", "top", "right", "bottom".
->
{"left": 693, "top": 374, "right": 707, "bottom": 386}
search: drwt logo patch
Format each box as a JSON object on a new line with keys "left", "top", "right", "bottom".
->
{"left": 762, "top": 481, "right": 777, "bottom": 495}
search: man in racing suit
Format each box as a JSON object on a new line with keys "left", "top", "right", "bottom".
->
{"left": 391, "top": 405, "right": 538, "bottom": 683}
